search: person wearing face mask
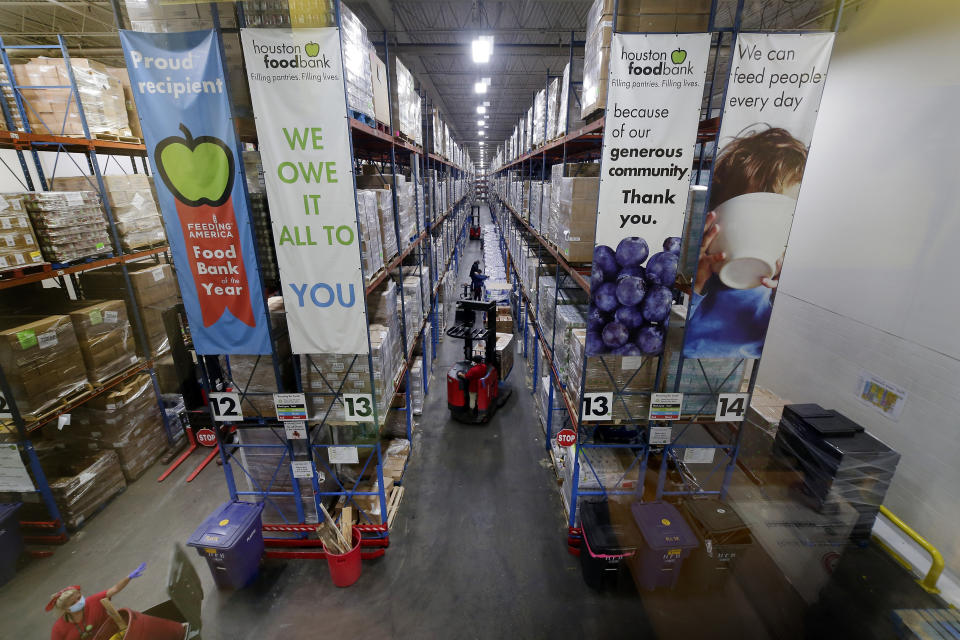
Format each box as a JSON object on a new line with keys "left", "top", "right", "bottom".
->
{"left": 47, "top": 562, "right": 146, "bottom": 640}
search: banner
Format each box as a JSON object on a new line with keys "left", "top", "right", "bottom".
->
{"left": 683, "top": 33, "right": 835, "bottom": 359}
{"left": 241, "top": 28, "right": 369, "bottom": 355}
{"left": 586, "top": 33, "right": 710, "bottom": 357}
{"left": 120, "top": 30, "right": 272, "bottom": 355}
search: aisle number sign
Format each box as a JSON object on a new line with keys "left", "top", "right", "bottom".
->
{"left": 343, "top": 394, "right": 374, "bottom": 422}
{"left": 209, "top": 392, "right": 243, "bottom": 422}
{"left": 241, "top": 28, "right": 369, "bottom": 355}
{"left": 581, "top": 392, "right": 613, "bottom": 421}
{"left": 715, "top": 393, "right": 749, "bottom": 422}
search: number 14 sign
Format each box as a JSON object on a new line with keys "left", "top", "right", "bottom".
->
{"left": 715, "top": 393, "right": 749, "bottom": 422}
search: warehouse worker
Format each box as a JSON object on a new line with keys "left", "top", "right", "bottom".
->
{"left": 469, "top": 261, "right": 488, "bottom": 300}
{"left": 47, "top": 562, "right": 146, "bottom": 640}
{"left": 457, "top": 355, "right": 489, "bottom": 412}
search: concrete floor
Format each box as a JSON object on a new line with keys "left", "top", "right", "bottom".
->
{"left": 0, "top": 205, "right": 940, "bottom": 639}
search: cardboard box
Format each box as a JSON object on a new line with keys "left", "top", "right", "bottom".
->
{"left": 0, "top": 314, "right": 88, "bottom": 415}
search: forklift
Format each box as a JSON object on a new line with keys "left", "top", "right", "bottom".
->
{"left": 446, "top": 299, "right": 512, "bottom": 423}
{"left": 468, "top": 204, "right": 481, "bottom": 240}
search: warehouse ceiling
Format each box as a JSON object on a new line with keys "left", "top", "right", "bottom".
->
{"left": 0, "top": 0, "right": 853, "bottom": 167}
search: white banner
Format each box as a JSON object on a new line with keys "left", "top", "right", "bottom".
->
{"left": 683, "top": 33, "right": 834, "bottom": 359}
{"left": 587, "top": 33, "right": 710, "bottom": 357}
{"left": 241, "top": 28, "right": 369, "bottom": 354}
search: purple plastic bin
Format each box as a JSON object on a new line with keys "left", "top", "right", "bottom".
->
{"left": 629, "top": 502, "right": 698, "bottom": 590}
{"left": 186, "top": 501, "right": 264, "bottom": 589}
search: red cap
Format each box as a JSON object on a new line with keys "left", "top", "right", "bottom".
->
{"left": 45, "top": 586, "right": 80, "bottom": 612}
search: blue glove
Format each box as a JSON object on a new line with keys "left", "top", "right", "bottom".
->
{"left": 128, "top": 562, "right": 147, "bottom": 579}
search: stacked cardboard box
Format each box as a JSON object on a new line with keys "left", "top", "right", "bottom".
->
{"left": 410, "top": 357, "right": 424, "bottom": 415}
{"left": 234, "top": 426, "right": 317, "bottom": 524}
{"left": 370, "top": 52, "right": 390, "bottom": 126}
{"left": 382, "top": 438, "right": 410, "bottom": 483}
{"left": 69, "top": 373, "right": 166, "bottom": 482}
{"left": 581, "top": 0, "right": 710, "bottom": 119}
{"left": 401, "top": 275, "right": 424, "bottom": 354}
{"left": 549, "top": 163, "right": 600, "bottom": 262}
{"left": 390, "top": 57, "right": 421, "bottom": 145}
{"left": 250, "top": 194, "right": 280, "bottom": 292}
{"left": 236, "top": 0, "right": 335, "bottom": 28}
{"left": 24, "top": 191, "right": 110, "bottom": 263}
{"left": 42, "top": 449, "right": 127, "bottom": 529}
{"left": 12, "top": 58, "right": 130, "bottom": 136}
{"left": 0, "top": 65, "right": 24, "bottom": 132}
{"left": 340, "top": 3, "right": 375, "bottom": 120}
{"left": 0, "top": 194, "right": 43, "bottom": 272}
{"left": 356, "top": 190, "right": 385, "bottom": 282}
{"left": 81, "top": 263, "right": 179, "bottom": 358}
{"left": 51, "top": 175, "right": 166, "bottom": 251}
{"left": 397, "top": 178, "right": 418, "bottom": 249}
{"left": 567, "top": 329, "right": 657, "bottom": 422}
{"left": 0, "top": 314, "right": 88, "bottom": 416}
{"left": 227, "top": 305, "right": 295, "bottom": 417}
{"left": 533, "top": 89, "right": 547, "bottom": 148}
{"left": 63, "top": 300, "right": 138, "bottom": 384}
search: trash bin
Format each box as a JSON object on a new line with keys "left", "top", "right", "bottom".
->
{"left": 681, "top": 500, "right": 752, "bottom": 591}
{"left": 0, "top": 503, "right": 22, "bottom": 586}
{"left": 579, "top": 499, "right": 639, "bottom": 590}
{"left": 629, "top": 501, "right": 698, "bottom": 590}
{"left": 323, "top": 528, "right": 363, "bottom": 587}
{"left": 186, "top": 501, "right": 264, "bottom": 589}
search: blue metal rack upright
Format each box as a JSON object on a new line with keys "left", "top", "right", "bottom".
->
{"left": 0, "top": 36, "right": 175, "bottom": 549}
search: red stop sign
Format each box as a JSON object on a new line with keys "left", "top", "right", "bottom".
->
{"left": 556, "top": 429, "right": 577, "bottom": 447}
{"left": 196, "top": 428, "right": 217, "bottom": 447}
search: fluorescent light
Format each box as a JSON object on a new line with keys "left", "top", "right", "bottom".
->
{"left": 472, "top": 36, "right": 493, "bottom": 64}
{"left": 479, "top": 141, "right": 485, "bottom": 146}
{"left": 483, "top": 101, "right": 491, "bottom": 107}
{"left": 477, "top": 106, "right": 486, "bottom": 114}
{"left": 478, "top": 131, "right": 484, "bottom": 136}
{"left": 477, "top": 120, "right": 484, "bottom": 126}
{"left": 474, "top": 81, "right": 487, "bottom": 94}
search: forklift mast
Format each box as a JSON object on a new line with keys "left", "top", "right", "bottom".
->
{"left": 446, "top": 299, "right": 500, "bottom": 376}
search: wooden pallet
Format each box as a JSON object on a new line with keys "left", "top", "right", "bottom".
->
{"left": 94, "top": 132, "right": 143, "bottom": 144}
{"left": 14, "top": 382, "right": 95, "bottom": 425}
{"left": 582, "top": 108, "right": 605, "bottom": 124}
{"left": 0, "top": 261, "right": 51, "bottom": 280}
{"left": 386, "top": 485, "right": 404, "bottom": 529}
{"left": 893, "top": 609, "right": 960, "bottom": 639}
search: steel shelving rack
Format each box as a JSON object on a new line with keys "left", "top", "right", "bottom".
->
{"left": 164, "top": 1, "right": 475, "bottom": 560}
{"left": 488, "top": 1, "right": 842, "bottom": 552}
{"left": 0, "top": 36, "right": 175, "bottom": 549}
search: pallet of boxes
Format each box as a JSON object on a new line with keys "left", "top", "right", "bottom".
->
{"left": 81, "top": 262, "right": 180, "bottom": 358}
{"left": 11, "top": 57, "right": 131, "bottom": 137}
{"left": 581, "top": 0, "right": 710, "bottom": 121}
{"left": 0, "top": 194, "right": 45, "bottom": 275}
{"left": 51, "top": 175, "right": 167, "bottom": 252}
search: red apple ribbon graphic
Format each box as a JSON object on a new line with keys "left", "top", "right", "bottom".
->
{"left": 156, "top": 125, "right": 257, "bottom": 327}
{"left": 174, "top": 200, "right": 256, "bottom": 327}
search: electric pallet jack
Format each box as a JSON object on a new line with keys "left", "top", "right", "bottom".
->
{"left": 468, "top": 204, "right": 481, "bottom": 240}
{"left": 446, "top": 299, "right": 512, "bottom": 423}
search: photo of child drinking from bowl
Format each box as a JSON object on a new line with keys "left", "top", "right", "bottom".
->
{"left": 682, "top": 126, "right": 808, "bottom": 359}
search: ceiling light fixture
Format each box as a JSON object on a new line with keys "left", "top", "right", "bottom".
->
{"left": 472, "top": 36, "right": 494, "bottom": 64}
{"left": 477, "top": 119, "right": 484, "bottom": 126}
{"left": 478, "top": 131, "right": 484, "bottom": 137}
{"left": 477, "top": 106, "right": 486, "bottom": 114}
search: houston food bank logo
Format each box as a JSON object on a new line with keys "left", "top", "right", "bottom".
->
{"left": 250, "top": 39, "right": 332, "bottom": 69}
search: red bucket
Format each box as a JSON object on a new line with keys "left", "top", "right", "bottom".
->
{"left": 92, "top": 608, "right": 186, "bottom": 640}
{"left": 323, "top": 528, "right": 363, "bottom": 587}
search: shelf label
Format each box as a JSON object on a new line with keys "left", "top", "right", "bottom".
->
{"left": 290, "top": 461, "right": 314, "bottom": 479}
{"left": 328, "top": 446, "right": 359, "bottom": 465}
{"left": 649, "top": 393, "right": 683, "bottom": 421}
{"left": 119, "top": 29, "right": 272, "bottom": 356}
{"left": 342, "top": 394, "right": 374, "bottom": 422}
{"left": 582, "top": 392, "right": 613, "bottom": 421}
{"left": 284, "top": 421, "right": 307, "bottom": 440}
{"left": 209, "top": 392, "right": 243, "bottom": 422}
{"left": 683, "top": 448, "right": 715, "bottom": 464}
{"left": 649, "top": 425, "right": 672, "bottom": 445}
{"left": 274, "top": 393, "right": 307, "bottom": 421}
{"left": 715, "top": 393, "right": 749, "bottom": 422}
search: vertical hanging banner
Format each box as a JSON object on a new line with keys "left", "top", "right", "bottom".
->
{"left": 241, "top": 28, "right": 369, "bottom": 355}
{"left": 683, "top": 33, "right": 835, "bottom": 359}
{"left": 120, "top": 30, "right": 271, "bottom": 355}
{"left": 587, "top": 33, "right": 710, "bottom": 357}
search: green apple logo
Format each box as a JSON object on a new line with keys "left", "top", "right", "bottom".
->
{"left": 304, "top": 42, "right": 320, "bottom": 58}
{"left": 155, "top": 124, "right": 234, "bottom": 208}
{"left": 671, "top": 49, "right": 687, "bottom": 64}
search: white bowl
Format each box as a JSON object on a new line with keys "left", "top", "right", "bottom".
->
{"left": 711, "top": 192, "right": 797, "bottom": 289}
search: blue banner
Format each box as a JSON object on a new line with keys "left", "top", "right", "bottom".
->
{"left": 120, "top": 29, "right": 271, "bottom": 355}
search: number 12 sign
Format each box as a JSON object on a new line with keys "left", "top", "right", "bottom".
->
{"left": 209, "top": 392, "right": 243, "bottom": 422}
